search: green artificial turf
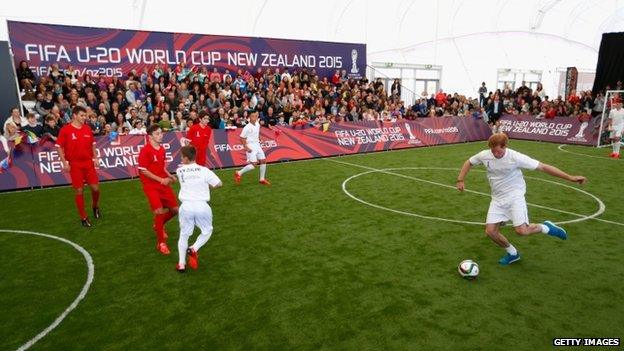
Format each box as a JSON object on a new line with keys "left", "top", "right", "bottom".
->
{"left": 0, "top": 140, "right": 622, "bottom": 350}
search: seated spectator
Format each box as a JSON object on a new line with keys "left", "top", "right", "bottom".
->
{"left": 65, "top": 65, "right": 79, "bottom": 85}
{"left": 129, "top": 120, "right": 147, "bottom": 135}
{"left": 3, "top": 122, "right": 21, "bottom": 142}
{"left": 126, "top": 83, "right": 138, "bottom": 105}
{"left": 16, "top": 60, "right": 36, "bottom": 90}
{"left": 568, "top": 90, "right": 580, "bottom": 105}
{"left": 224, "top": 120, "right": 237, "bottom": 130}
{"left": 88, "top": 113, "right": 103, "bottom": 135}
{"left": 435, "top": 89, "right": 447, "bottom": 106}
{"left": 4, "top": 107, "right": 28, "bottom": 133}
{"left": 158, "top": 112, "right": 173, "bottom": 131}
{"left": 22, "top": 113, "right": 43, "bottom": 137}
{"left": 42, "top": 115, "right": 61, "bottom": 142}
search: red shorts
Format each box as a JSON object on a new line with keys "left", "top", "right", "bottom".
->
{"left": 195, "top": 147, "right": 207, "bottom": 166}
{"left": 143, "top": 185, "right": 178, "bottom": 211}
{"left": 69, "top": 160, "right": 99, "bottom": 189}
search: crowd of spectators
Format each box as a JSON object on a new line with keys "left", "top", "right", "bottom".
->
{"left": 4, "top": 59, "right": 618, "bottom": 143}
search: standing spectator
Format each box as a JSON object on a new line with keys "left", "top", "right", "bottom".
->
{"left": 487, "top": 95, "right": 503, "bottom": 132}
{"left": 592, "top": 93, "right": 605, "bottom": 117}
{"left": 391, "top": 79, "right": 402, "bottom": 98}
{"left": 535, "top": 83, "right": 546, "bottom": 100}
{"left": 478, "top": 82, "right": 488, "bottom": 107}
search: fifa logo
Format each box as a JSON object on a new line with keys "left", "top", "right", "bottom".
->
{"left": 351, "top": 49, "right": 359, "bottom": 74}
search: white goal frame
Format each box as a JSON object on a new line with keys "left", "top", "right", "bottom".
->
{"left": 597, "top": 90, "right": 624, "bottom": 147}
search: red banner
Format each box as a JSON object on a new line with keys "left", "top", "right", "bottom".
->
{"left": 0, "top": 117, "right": 491, "bottom": 191}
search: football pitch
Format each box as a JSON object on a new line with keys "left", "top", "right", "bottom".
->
{"left": 1, "top": 140, "right": 622, "bottom": 350}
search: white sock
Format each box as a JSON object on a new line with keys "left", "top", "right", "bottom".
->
{"left": 178, "top": 235, "right": 189, "bottom": 265}
{"left": 259, "top": 164, "right": 267, "bottom": 180}
{"left": 191, "top": 228, "right": 212, "bottom": 252}
{"left": 614, "top": 140, "right": 621, "bottom": 154}
{"left": 505, "top": 244, "right": 518, "bottom": 256}
{"left": 540, "top": 224, "right": 549, "bottom": 234}
{"left": 238, "top": 164, "right": 255, "bottom": 175}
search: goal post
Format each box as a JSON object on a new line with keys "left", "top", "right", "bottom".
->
{"left": 597, "top": 90, "right": 624, "bottom": 147}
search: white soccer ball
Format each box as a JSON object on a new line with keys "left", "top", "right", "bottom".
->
{"left": 458, "top": 259, "right": 479, "bottom": 279}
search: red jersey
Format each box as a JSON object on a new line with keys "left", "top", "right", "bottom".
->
{"left": 55, "top": 123, "right": 95, "bottom": 162}
{"left": 137, "top": 142, "right": 168, "bottom": 188}
{"left": 187, "top": 124, "right": 212, "bottom": 149}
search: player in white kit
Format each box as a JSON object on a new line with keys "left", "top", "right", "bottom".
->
{"left": 456, "top": 133, "right": 587, "bottom": 265}
{"left": 234, "top": 111, "right": 271, "bottom": 186}
{"left": 176, "top": 146, "right": 222, "bottom": 272}
{"left": 608, "top": 101, "right": 624, "bottom": 158}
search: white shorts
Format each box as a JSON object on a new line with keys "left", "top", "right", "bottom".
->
{"left": 179, "top": 201, "right": 213, "bottom": 238}
{"left": 246, "top": 145, "right": 266, "bottom": 163}
{"left": 486, "top": 197, "right": 529, "bottom": 227}
{"left": 609, "top": 125, "right": 623, "bottom": 138}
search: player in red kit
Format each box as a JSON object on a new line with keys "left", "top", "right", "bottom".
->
{"left": 56, "top": 106, "right": 101, "bottom": 227}
{"left": 137, "top": 124, "right": 178, "bottom": 255}
{"left": 184, "top": 110, "right": 212, "bottom": 166}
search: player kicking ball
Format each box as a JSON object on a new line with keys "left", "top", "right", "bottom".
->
{"left": 456, "top": 133, "right": 587, "bottom": 265}
{"left": 176, "top": 145, "right": 222, "bottom": 272}
{"left": 234, "top": 111, "right": 271, "bottom": 186}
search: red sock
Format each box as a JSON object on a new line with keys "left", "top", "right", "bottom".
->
{"left": 91, "top": 190, "right": 100, "bottom": 208}
{"left": 75, "top": 194, "right": 87, "bottom": 219}
{"left": 154, "top": 213, "right": 166, "bottom": 243}
{"left": 162, "top": 210, "right": 176, "bottom": 224}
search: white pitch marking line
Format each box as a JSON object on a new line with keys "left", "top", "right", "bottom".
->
{"left": 327, "top": 158, "right": 624, "bottom": 227}
{"left": 0, "top": 229, "right": 95, "bottom": 351}
{"left": 558, "top": 144, "right": 623, "bottom": 162}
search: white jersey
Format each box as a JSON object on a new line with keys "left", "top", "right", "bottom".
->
{"left": 240, "top": 121, "right": 261, "bottom": 147}
{"left": 469, "top": 148, "right": 540, "bottom": 202}
{"left": 176, "top": 163, "right": 221, "bottom": 203}
{"left": 609, "top": 108, "right": 624, "bottom": 127}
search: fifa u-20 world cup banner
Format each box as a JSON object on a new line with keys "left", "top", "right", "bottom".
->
{"left": 7, "top": 21, "right": 366, "bottom": 79}
{"left": 498, "top": 115, "right": 599, "bottom": 145}
{"left": 0, "top": 117, "right": 491, "bottom": 191}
